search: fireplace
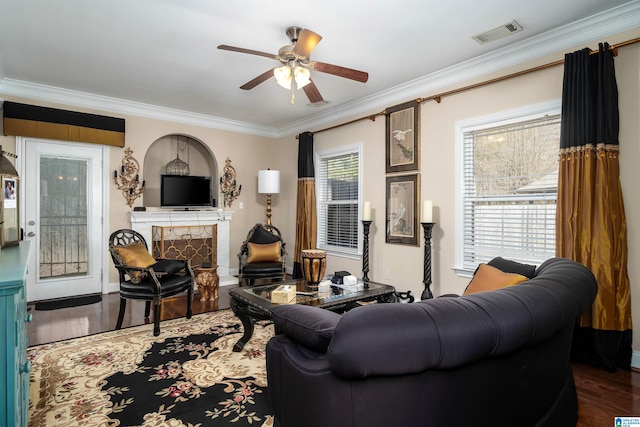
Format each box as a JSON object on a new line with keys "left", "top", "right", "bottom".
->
{"left": 129, "top": 210, "right": 237, "bottom": 286}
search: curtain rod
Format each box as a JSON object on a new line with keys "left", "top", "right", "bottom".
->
{"left": 301, "top": 36, "right": 640, "bottom": 138}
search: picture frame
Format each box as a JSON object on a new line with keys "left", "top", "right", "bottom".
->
{"left": 386, "top": 100, "right": 420, "bottom": 173}
{"left": 1, "top": 175, "right": 20, "bottom": 248}
{"left": 385, "top": 173, "right": 420, "bottom": 246}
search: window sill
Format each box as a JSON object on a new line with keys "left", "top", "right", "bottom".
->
{"left": 321, "top": 248, "right": 361, "bottom": 261}
{"left": 452, "top": 267, "right": 474, "bottom": 279}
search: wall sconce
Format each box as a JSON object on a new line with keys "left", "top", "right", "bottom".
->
{"left": 220, "top": 158, "right": 241, "bottom": 208}
{"left": 113, "top": 147, "right": 145, "bottom": 208}
{"left": 258, "top": 168, "right": 280, "bottom": 225}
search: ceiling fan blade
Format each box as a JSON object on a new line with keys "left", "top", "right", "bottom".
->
{"left": 292, "top": 29, "right": 322, "bottom": 58}
{"left": 303, "top": 81, "right": 324, "bottom": 104}
{"left": 217, "top": 44, "right": 277, "bottom": 60}
{"left": 240, "top": 69, "right": 275, "bottom": 90}
{"left": 311, "top": 61, "right": 369, "bottom": 83}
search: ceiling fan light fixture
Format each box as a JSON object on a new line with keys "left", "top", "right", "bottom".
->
{"left": 294, "top": 66, "right": 311, "bottom": 88}
{"left": 274, "top": 65, "right": 292, "bottom": 89}
{"left": 274, "top": 63, "right": 310, "bottom": 90}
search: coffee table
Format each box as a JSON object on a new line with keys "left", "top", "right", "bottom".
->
{"left": 229, "top": 279, "right": 397, "bottom": 351}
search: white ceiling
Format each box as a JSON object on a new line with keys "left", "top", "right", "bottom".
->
{"left": 1, "top": 0, "right": 639, "bottom": 138}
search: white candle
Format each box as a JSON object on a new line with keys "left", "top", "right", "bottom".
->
{"left": 362, "top": 201, "right": 372, "bottom": 221}
{"left": 421, "top": 200, "right": 433, "bottom": 223}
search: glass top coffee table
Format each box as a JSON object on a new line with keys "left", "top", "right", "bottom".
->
{"left": 229, "top": 279, "right": 397, "bottom": 351}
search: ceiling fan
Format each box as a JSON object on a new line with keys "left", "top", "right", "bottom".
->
{"left": 217, "top": 26, "right": 369, "bottom": 104}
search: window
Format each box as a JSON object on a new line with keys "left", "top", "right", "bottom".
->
{"left": 456, "top": 102, "right": 561, "bottom": 274}
{"left": 316, "top": 144, "right": 362, "bottom": 257}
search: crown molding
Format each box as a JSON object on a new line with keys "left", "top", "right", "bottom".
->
{"left": 279, "top": 1, "right": 640, "bottom": 136}
{"left": 1, "top": 1, "right": 638, "bottom": 139}
{"left": 0, "top": 79, "right": 280, "bottom": 138}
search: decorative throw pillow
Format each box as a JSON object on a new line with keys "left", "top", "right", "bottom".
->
{"left": 487, "top": 256, "right": 537, "bottom": 278}
{"left": 247, "top": 241, "right": 282, "bottom": 263}
{"left": 463, "top": 263, "right": 528, "bottom": 295}
{"left": 251, "top": 226, "right": 281, "bottom": 244}
{"left": 113, "top": 242, "right": 156, "bottom": 282}
{"left": 151, "top": 259, "right": 186, "bottom": 276}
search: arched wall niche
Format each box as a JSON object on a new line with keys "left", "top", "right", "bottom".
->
{"left": 142, "top": 134, "right": 219, "bottom": 207}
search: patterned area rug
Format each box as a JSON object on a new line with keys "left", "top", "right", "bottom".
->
{"left": 28, "top": 310, "right": 275, "bottom": 426}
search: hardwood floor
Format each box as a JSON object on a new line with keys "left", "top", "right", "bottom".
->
{"left": 27, "top": 287, "right": 235, "bottom": 345}
{"left": 573, "top": 362, "right": 640, "bottom": 426}
{"left": 27, "top": 289, "right": 640, "bottom": 425}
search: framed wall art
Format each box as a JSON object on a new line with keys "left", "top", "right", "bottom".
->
{"left": 386, "top": 100, "right": 420, "bottom": 173}
{"left": 385, "top": 173, "right": 420, "bottom": 246}
{"left": 1, "top": 175, "right": 20, "bottom": 248}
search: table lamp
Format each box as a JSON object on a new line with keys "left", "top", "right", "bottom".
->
{"left": 258, "top": 169, "right": 280, "bottom": 225}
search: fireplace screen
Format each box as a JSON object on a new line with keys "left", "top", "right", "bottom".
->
{"left": 152, "top": 224, "right": 217, "bottom": 268}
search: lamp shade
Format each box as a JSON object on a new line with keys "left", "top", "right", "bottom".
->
{"left": 274, "top": 64, "right": 310, "bottom": 90}
{"left": 258, "top": 170, "right": 280, "bottom": 194}
{"left": 294, "top": 66, "right": 311, "bottom": 88}
{"left": 274, "top": 66, "right": 292, "bottom": 89}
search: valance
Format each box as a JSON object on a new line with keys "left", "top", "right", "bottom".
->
{"left": 2, "top": 101, "right": 125, "bottom": 147}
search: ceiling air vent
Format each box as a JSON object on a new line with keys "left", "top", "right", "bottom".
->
{"left": 472, "top": 20, "right": 523, "bottom": 44}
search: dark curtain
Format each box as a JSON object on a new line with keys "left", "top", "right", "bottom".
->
{"left": 557, "top": 43, "right": 632, "bottom": 371}
{"left": 293, "top": 132, "right": 317, "bottom": 279}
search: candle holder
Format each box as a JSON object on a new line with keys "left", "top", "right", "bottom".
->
{"left": 362, "top": 220, "right": 372, "bottom": 288}
{"left": 113, "top": 147, "right": 144, "bottom": 208}
{"left": 421, "top": 222, "right": 435, "bottom": 299}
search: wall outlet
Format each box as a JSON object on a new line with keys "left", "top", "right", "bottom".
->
{"left": 239, "top": 202, "right": 244, "bottom": 209}
{"left": 384, "top": 269, "right": 390, "bottom": 280}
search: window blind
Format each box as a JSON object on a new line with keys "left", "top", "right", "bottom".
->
{"left": 316, "top": 148, "right": 360, "bottom": 256}
{"left": 462, "top": 114, "right": 560, "bottom": 269}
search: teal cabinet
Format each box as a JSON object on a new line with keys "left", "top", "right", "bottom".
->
{"left": 0, "top": 242, "right": 31, "bottom": 427}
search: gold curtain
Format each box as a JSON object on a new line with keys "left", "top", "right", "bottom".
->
{"left": 293, "top": 132, "right": 317, "bottom": 279}
{"left": 557, "top": 43, "right": 632, "bottom": 371}
{"left": 294, "top": 177, "right": 317, "bottom": 271}
{"left": 557, "top": 144, "right": 631, "bottom": 333}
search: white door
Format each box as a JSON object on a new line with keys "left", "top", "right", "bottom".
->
{"left": 20, "top": 138, "right": 104, "bottom": 301}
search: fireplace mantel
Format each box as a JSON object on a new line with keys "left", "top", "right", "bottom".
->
{"left": 129, "top": 209, "right": 237, "bottom": 286}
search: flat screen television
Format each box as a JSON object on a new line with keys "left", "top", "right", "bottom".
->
{"left": 160, "top": 174, "right": 213, "bottom": 208}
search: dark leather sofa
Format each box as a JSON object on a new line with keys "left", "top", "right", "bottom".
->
{"left": 266, "top": 257, "right": 597, "bottom": 427}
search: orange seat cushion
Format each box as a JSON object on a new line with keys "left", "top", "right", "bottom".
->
{"left": 463, "top": 263, "right": 528, "bottom": 295}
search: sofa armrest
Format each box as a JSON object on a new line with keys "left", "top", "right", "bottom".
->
{"left": 270, "top": 305, "right": 341, "bottom": 353}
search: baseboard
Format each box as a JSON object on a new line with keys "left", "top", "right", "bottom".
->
{"left": 105, "top": 281, "right": 120, "bottom": 294}
{"left": 219, "top": 275, "right": 238, "bottom": 287}
{"left": 631, "top": 350, "right": 640, "bottom": 369}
